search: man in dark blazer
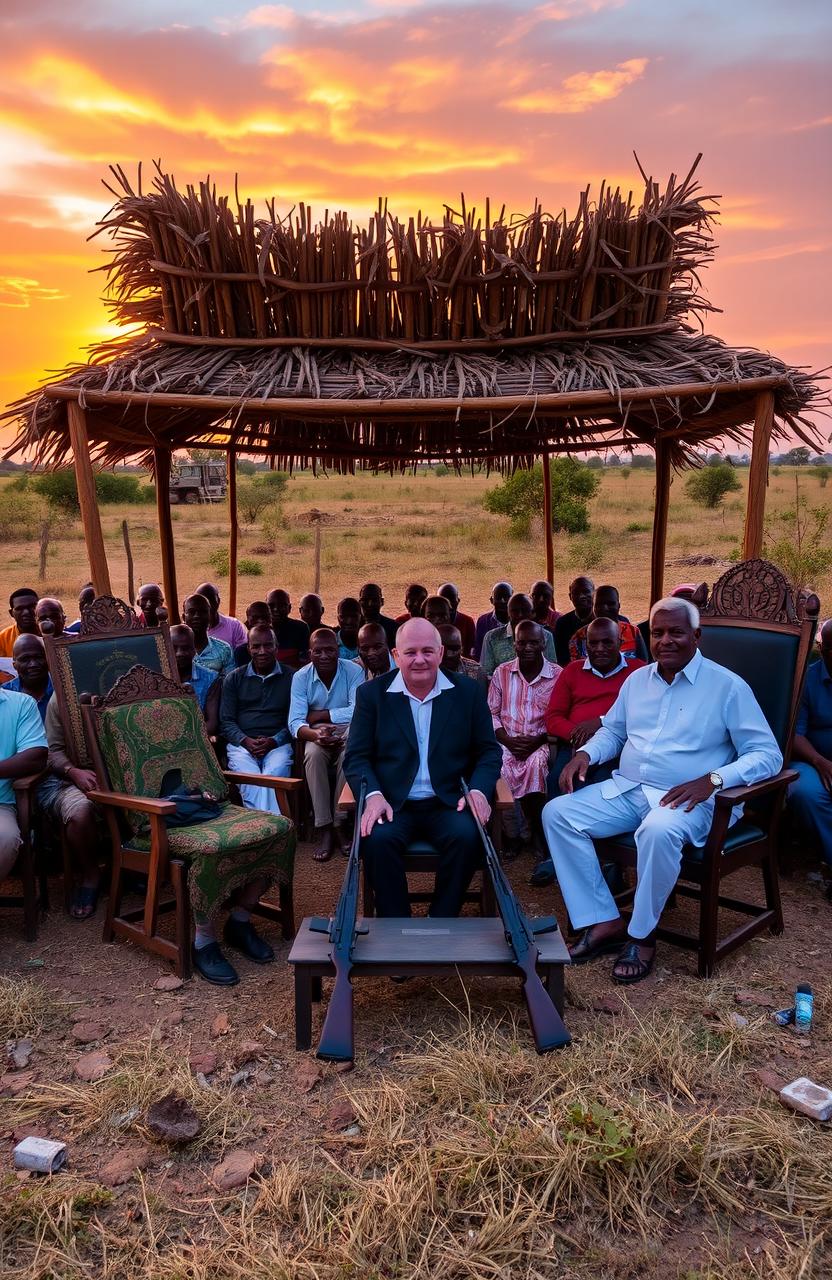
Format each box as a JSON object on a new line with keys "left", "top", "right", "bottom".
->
{"left": 344, "top": 617, "right": 502, "bottom": 917}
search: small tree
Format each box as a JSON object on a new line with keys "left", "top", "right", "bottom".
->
{"left": 684, "top": 463, "right": 742, "bottom": 510}
{"left": 783, "top": 446, "right": 811, "bottom": 467}
{"left": 766, "top": 473, "right": 832, "bottom": 590}
{"left": 483, "top": 457, "right": 600, "bottom": 538}
{"left": 814, "top": 464, "right": 830, "bottom": 488}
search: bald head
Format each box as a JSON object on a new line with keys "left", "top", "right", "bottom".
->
{"left": 35, "top": 597, "right": 65, "bottom": 637}
{"left": 586, "top": 616, "right": 622, "bottom": 675}
{"left": 394, "top": 617, "right": 443, "bottom": 693}
{"left": 12, "top": 632, "right": 48, "bottom": 689}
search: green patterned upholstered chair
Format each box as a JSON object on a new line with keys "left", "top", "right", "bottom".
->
{"left": 82, "top": 665, "right": 301, "bottom": 977}
{"left": 597, "top": 559, "right": 819, "bottom": 978}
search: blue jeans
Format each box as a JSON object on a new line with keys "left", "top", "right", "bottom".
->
{"left": 789, "top": 760, "right": 832, "bottom": 867}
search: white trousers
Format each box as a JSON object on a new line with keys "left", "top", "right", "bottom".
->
{"left": 226, "top": 743, "right": 294, "bottom": 815}
{"left": 541, "top": 781, "right": 713, "bottom": 939}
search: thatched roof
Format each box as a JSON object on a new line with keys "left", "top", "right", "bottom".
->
{"left": 2, "top": 160, "right": 825, "bottom": 471}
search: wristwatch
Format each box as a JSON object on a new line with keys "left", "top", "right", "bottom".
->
{"left": 708, "top": 771, "right": 724, "bottom": 791}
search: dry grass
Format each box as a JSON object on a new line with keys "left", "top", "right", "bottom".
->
{"left": 0, "top": 977, "right": 59, "bottom": 1043}
{"left": 3, "top": 1006, "right": 831, "bottom": 1279}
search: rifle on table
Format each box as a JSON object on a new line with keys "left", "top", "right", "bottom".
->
{"left": 310, "top": 779, "right": 367, "bottom": 1063}
{"left": 461, "top": 779, "right": 571, "bottom": 1052}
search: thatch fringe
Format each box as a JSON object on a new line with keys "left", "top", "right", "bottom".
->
{"left": 91, "top": 159, "right": 718, "bottom": 347}
{"left": 4, "top": 330, "right": 823, "bottom": 475}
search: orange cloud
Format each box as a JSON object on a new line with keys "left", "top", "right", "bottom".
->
{"left": 503, "top": 57, "right": 648, "bottom": 113}
{"left": 0, "top": 277, "right": 66, "bottom": 308}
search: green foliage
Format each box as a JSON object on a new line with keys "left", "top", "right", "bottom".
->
{"left": 619, "top": 467, "right": 631, "bottom": 480}
{"left": 625, "top": 521, "right": 650, "bottom": 533}
{"left": 814, "top": 464, "right": 830, "bottom": 488}
{"left": 236, "top": 482, "right": 274, "bottom": 525}
{"left": 585, "top": 455, "right": 604, "bottom": 469}
{"left": 236, "top": 459, "right": 258, "bottom": 476}
{"left": 0, "top": 490, "right": 46, "bottom": 540}
{"left": 564, "top": 1102, "right": 636, "bottom": 1168}
{"left": 566, "top": 527, "right": 609, "bottom": 571}
{"left": 207, "top": 548, "right": 264, "bottom": 577}
{"left": 684, "top": 463, "right": 742, "bottom": 509}
{"left": 16, "top": 468, "right": 153, "bottom": 513}
{"left": 772, "top": 466, "right": 781, "bottom": 477}
{"left": 766, "top": 480, "right": 832, "bottom": 589}
{"left": 433, "top": 463, "right": 451, "bottom": 476}
{"left": 783, "top": 446, "right": 811, "bottom": 466}
{"left": 261, "top": 504, "right": 288, "bottom": 543}
{"left": 630, "top": 454, "right": 655, "bottom": 469}
{"left": 94, "top": 472, "right": 154, "bottom": 504}
{"left": 483, "top": 457, "right": 600, "bottom": 538}
{"left": 257, "top": 470, "right": 289, "bottom": 493}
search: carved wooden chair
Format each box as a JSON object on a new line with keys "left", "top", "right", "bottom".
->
{"left": 81, "top": 665, "right": 301, "bottom": 978}
{"left": 597, "top": 559, "right": 819, "bottom": 977}
{"left": 0, "top": 772, "right": 50, "bottom": 941}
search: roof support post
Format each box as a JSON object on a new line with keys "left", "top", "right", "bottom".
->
{"left": 153, "top": 447, "right": 180, "bottom": 623}
{"left": 542, "top": 451, "right": 554, "bottom": 586}
{"left": 742, "top": 390, "right": 774, "bottom": 561}
{"left": 227, "top": 448, "right": 238, "bottom": 620}
{"left": 650, "top": 435, "right": 671, "bottom": 606}
{"left": 67, "top": 401, "right": 111, "bottom": 597}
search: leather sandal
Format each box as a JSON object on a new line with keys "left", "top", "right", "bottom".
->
{"left": 568, "top": 923, "right": 627, "bottom": 965}
{"left": 611, "top": 940, "right": 656, "bottom": 985}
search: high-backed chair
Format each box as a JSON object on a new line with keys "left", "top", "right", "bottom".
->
{"left": 82, "top": 664, "right": 300, "bottom": 977}
{"left": 597, "top": 559, "right": 819, "bottom": 977}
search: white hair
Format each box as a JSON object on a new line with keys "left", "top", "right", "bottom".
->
{"left": 649, "top": 596, "right": 700, "bottom": 629}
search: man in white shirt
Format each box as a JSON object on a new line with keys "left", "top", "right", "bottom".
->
{"left": 344, "top": 618, "right": 502, "bottom": 916}
{"left": 542, "top": 596, "right": 782, "bottom": 984}
{"left": 289, "top": 628, "right": 363, "bottom": 862}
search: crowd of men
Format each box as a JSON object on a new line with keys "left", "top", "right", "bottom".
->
{"left": 0, "top": 571, "right": 829, "bottom": 987}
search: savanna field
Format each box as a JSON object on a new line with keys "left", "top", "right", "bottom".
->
{"left": 1, "top": 461, "right": 832, "bottom": 1280}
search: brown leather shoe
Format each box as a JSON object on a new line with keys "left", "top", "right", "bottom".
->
{"left": 569, "top": 923, "right": 627, "bottom": 965}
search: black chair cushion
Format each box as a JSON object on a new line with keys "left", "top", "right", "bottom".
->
{"left": 605, "top": 817, "right": 766, "bottom": 862}
{"left": 406, "top": 840, "right": 439, "bottom": 857}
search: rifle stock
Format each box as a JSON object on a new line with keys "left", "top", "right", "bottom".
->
{"left": 316, "top": 780, "right": 367, "bottom": 1062}
{"left": 461, "top": 779, "right": 571, "bottom": 1052}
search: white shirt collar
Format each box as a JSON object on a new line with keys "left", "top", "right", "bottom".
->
{"left": 387, "top": 668, "right": 454, "bottom": 702}
{"left": 508, "top": 657, "right": 557, "bottom": 684}
{"left": 648, "top": 646, "right": 702, "bottom": 686}
{"left": 582, "top": 655, "right": 627, "bottom": 678}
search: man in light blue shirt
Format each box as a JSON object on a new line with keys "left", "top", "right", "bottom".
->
{"left": 289, "top": 628, "right": 363, "bottom": 861}
{"left": 542, "top": 596, "right": 782, "bottom": 985}
{"left": 0, "top": 685, "right": 48, "bottom": 880}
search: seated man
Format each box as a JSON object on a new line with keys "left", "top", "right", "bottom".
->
{"left": 788, "top": 618, "right": 832, "bottom": 881}
{"left": 474, "top": 581, "right": 512, "bottom": 660}
{"left": 183, "top": 594, "right": 235, "bottom": 676}
{"left": 299, "top": 593, "right": 325, "bottom": 635}
{"left": 41, "top": 688, "right": 104, "bottom": 921}
{"left": 336, "top": 597, "right": 361, "bottom": 659}
{"left": 531, "top": 580, "right": 559, "bottom": 632}
{"left": 0, "top": 589, "right": 39, "bottom": 684}
{"left": 137, "top": 583, "right": 165, "bottom": 628}
{"left": 171, "top": 624, "right": 221, "bottom": 737}
{"left": 267, "top": 589, "right": 310, "bottom": 669}
{"left": 542, "top": 597, "right": 782, "bottom": 984}
{"left": 529, "top": 617, "right": 644, "bottom": 886}
{"left": 196, "top": 581, "right": 247, "bottom": 652}
{"left": 289, "top": 628, "right": 363, "bottom": 861}
{"left": 481, "top": 592, "right": 557, "bottom": 678}
{"left": 0, "top": 684, "right": 48, "bottom": 887}
{"left": 7, "top": 634, "right": 54, "bottom": 721}
{"left": 637, "top": 583, "right": 699, "bottom": 653}
{"left": 553, "top": 576, "right": 594, "bottom": 667}
{"left": 358, "top": 582, "right": 399, "bottom": 649}
{"left": 356, "top": 622, "right": 396, "bottom": 679}
{"left": 232, "top": 601, "right": 272, "bottom": 667}
{"left": 220, "top": 624, "right": 294, "bottom": 815}
{"left": 344, "top": 618, "right": 502, "bottom": 918}
{"left": 438, "top": 583, "right": 476, "bottom": 657}
{"left": 395, "top": 583, "right": 428, "bottom": 625}
{"left": 35, "top": 597, "right": 67, "bottom": 638}
{"left": 488, "top": 621, "right": 561, "bottom": 855}
{"left": 438, "top": 624, "right": 487, "bottom": 689}
{"left": 568, "top": 585, "right": 649, "bottom": 663}
{"left": 422, "top": 595, "right": 452, "bottom": 628}
{"left": 66, "top": 584, "right": 96, "bottom": 634}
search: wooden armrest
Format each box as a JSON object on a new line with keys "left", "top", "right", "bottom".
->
{"left": 86, "top": 789, "right": 177, "bottom": 816}
{"left": 714, "top": 769, "right": 798, "bottom": 806}
{"left": 340, "top": 782, "right": 356, "bottom": 810}
{"left": 223, "top": 771, "right": 303, "bottom": 792}
{"left": 13, "top": 769, "right": 49, "bottom": 792}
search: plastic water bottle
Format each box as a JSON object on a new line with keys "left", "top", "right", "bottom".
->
{"left": 794, "top": 983, "right": 813, "bottom": 1034}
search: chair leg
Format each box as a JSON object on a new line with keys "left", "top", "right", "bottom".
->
{"left": 102, "top": 844, "right": 123, "bottom": 944}
{"left": 480, "top": 868, "right": 496, "bottom": 917}
{"left": 698, "top": 866, "right": 720, "bottom": 980}
{"left": 20, "top": 842, "right": 38, "bottom": 943}
{"left": 279, "top": 880, "right": 295, "bottom": 940}
{"left": 62, "top": 831, "right": 73, "bottom": 913}
{"left": 762, "top": 843, "right": 785, "bottom": 936}
{"left": 362, "top": 860, "right": 376, "bottom": 917}
{"left": 170, "top": 859, "right": 192, "bottom": 979}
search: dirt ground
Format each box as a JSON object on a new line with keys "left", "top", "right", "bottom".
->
{"left": 2, "top": 835, "right": 831, "bottom": 1278}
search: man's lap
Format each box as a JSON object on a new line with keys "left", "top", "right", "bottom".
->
{"left": 363, "top": 799, "right": 478, "bottom": 853}
{"left": 544, "top": 782, "right": 710, "bottom": 846}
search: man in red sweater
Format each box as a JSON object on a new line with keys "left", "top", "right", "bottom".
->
{"left": 530, "top": 617, "right": 644, "bottom": 885}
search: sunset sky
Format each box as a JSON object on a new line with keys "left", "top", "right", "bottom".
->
{"left": 1, "top": 0, "right": 830, "bottom": 442}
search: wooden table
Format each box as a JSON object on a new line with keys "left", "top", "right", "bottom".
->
{"left": 288, "top": 915, "right": 571, "bottom": 1052}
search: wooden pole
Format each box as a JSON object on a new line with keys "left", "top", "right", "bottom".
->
{"left": 66, "top": 401, "right": 111, "bottom": 597}
{"left": 152, "top": 447, "right": 180, "bottom": 623}
{"left": 313, "top": 518, "right": 322, "bottom": 594}
{"left": 742, "top": 390, "right": 775, "bottom": 561}
{"left": 650, "top": 435, "right": 671, "bottom": 606}
{"left": 541, "top": 451, "right": 554, "bottom": 585}
{"left": 227, "top": 448, "right": 238, "bottom": 619}
{"left": 121, "top": 520, "right": 135, "bottom": 607}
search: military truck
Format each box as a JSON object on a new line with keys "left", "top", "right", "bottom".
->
{"left": 169, "top": 461, "right": 227, "bottom": 504}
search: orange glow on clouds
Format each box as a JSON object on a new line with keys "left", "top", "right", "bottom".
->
{"left": 0, "top": 1, "right": 829, "bottom": 444}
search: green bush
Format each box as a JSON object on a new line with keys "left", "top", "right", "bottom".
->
{"left": 814, "top": 465, "right": 830, "bottom": 488}
{"left": 625, "top": 521, "right": 650, "bottom": 533}
{"left": 261, "top": 504, "right": 288, "bottom": 543}
{"left": 483, "top": 458, "right": 600, "bottom": 538}
{"left": 0, "top": 490, "right": 46, "bottom": 540}
{"left": 433, "top": 463, "right": 451, "bottom": 476}
{"left": 766, "top": 502, "right": 832, "bottom": 590}
{"left": 207, "top": 548, "right": 264, "bottom": 577}
{"left": 236, "top": 482, "right": 275, "bottom": 525}
{"left": 684, "top": 463, "right": 742, "bottom": 509}
{"left": 239, "top": 558, "right": 264, "bottom": 576}
{"left": 566, "top": 527, "right": 609, "bottom": 572}
{"left": 20, "top": 468, "right": 153, "bottom": 514}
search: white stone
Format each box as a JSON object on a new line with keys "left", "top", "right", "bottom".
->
{"left": 779, "top": 1077, "right": 832, "bottom": 1122}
